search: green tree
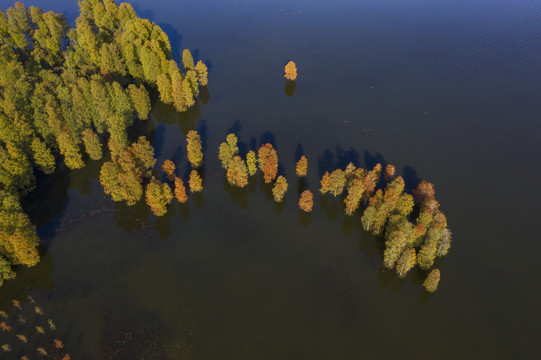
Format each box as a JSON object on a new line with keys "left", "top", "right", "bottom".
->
{"left": 81, "top": 128, "right": 102, "bottom": 160}
{"left": 128, "top": 84, "right": 151, "bottom": 120}
{"left": 182, "top": 49, "right": 194, "bottom": 70}
{"left": 423, "top": 269, "right": 440, "bottom": 292}
{"left": 417, "top": 238, "right": 438, "bottom": 270}
{"left": 395, "top": 248, "right": 416, "bottom": 278}
{"left": 56, "top": 132, "right": 85, "bottom": 169}
{"left": 218, "top": 133, "right": 238, "bottom": 169}
{"left": 246, "top": 150, "right": 257, "bottom": 176}
{"left": 272, "top": 175, "right": 288, "bottom": 202}
{"left": 187, "top": 130, "right": 203, "bottom": 168}
{"left": 145, "top": 177, "right": 173, "bottom": 216}
{"left": 195, "top": 60, "right": 208, "bottom": 86}
{"left": 30, "top": 137, "right": 55, "bottom": 174}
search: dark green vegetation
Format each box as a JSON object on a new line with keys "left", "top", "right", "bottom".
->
{"left": 0, "top": 0, "right": 207, "bottom": 286}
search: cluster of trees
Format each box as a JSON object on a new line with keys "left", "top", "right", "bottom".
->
{"left": 0, "top": 1, "right": 208, "bottom": 286}
{"left": 317, "top": 162, "right": 450, "bottom": 292}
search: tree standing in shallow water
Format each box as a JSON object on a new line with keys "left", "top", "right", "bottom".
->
{"left": 272, "top": 176, "right": 288, "bottom": 202}
{"left": 186, "top": 130, "right": 203, "bottom": 168}
{"left": 226, "top": 156, "right": 249, "bottom": 188}
{"left": 298, "top": 190, "right": 314, "bottom": 212}
{"left": 189, "top": 170, "right": 203, "bottom": 192}
{"left": 174, "top": 177, "right": 188, "bottom": 203}
{"left": 296, "top": 155, "right": 308, "bottom": 177}
{"left": 284, "top": 61, "right": 297, "bottom": 81}
{"left": 145, "top": 178, "right": 173, "bottom": 216}
{"left": 162, "top": 160, "right": 176, "bottom": 180}
{"left": 423, "top": 269, "right": 440, "bottom": 292}
{"left": 258, "top": 143, "right": 278, "bottom": 183}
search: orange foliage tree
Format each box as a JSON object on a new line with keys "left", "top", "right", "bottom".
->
{"left": 298, "top": 190, "right": 314, "bottom": 212}
{"left": 257, "top": 143, "right": 278, "bottom": 183}
{"left": 284, "top": 61, "right": 297, "bottom": 81}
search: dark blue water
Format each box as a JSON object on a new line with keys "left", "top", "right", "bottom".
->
{"left": 1, "top": 0, "right": 540, "bottom": 358}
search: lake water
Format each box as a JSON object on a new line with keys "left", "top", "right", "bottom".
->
{"left": 1, "top": 0, "right": 541, "bottom": 358}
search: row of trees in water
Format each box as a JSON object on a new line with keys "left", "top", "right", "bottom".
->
{"left": 215, "top": 134, "right": 449, "bottom": 292}
{"left": 0, "top": 1, "right": 449, "bottom": 293}
{"left": 0, "top": 1, "right": 207, "bottom": 287}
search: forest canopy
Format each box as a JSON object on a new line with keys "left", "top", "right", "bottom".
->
{"left": 0, "top": 0, "right": 208, "bottom": 286}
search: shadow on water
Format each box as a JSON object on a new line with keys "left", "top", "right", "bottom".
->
{"left": 284, "top": 80, "right": 296, "bottom": 96}
{"left": 157, "top": 23, "right": 183, "bottom": 62}
{"left": 155, "top": 204, "right": 175, "bottom": 239}
{"left": 153, "top": 100, "right": 202, "bottom": 135}
{"left": 222, "top": 178, "right": 249, "bottom": 209}
{"left": 299, "top": 211, "right": 311, "bottom": 227}
{"left": 294, "top": 143, "right": 304, "bottom": 163}
{"left": 196, "top": 119, "right": 209, "bottom": 156}
{"left": 296, "top": 177, "right": 308, "bottom": 194}
{"left": 114, "top": 199, "right": 151, "bottom": 232}
{"left": 273, "top": 199, "right": 286, "bottom": 215}
{"left": 260, "top": 131, "right": 276, "bottom": 148}
{"left": 178, "top": 203, "right": 190, "bottom": 221}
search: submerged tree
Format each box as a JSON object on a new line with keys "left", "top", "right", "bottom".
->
{"left": 226, "top": 156, "right": 249, "bottom": 188}
{"left": 298, "top": 189, "right": 314, "bottom": 212}
{"left": 272, "top": 175, "right": 288, "bottom": 202}
{"left": 295, "top": 155, "right": 308, "bottom": 177}
{"left": 218, "top": 133, "right": 238, "bottom": 169}
{"left": 246, "top": 150, "right": 257, "bottom": 176}
{"left": 258, "top": 143, "right": 278, "bottom": 183}
{"left": 423, "top": 269, "right": 440, "bottom": 292}
{"left": 189, "top": 170, "right": 203, "bottom": 192}
{"left": 187, "top": 130, "right": 203, "bottom": 168}
{"left": 145, "top": 177, "right": 173, "bottom": 216}
{"left": 174, "top": 176, "right": 188, "bottom": 203}
{"left": 284, "top": 61, "right": 297, "bottom": 81}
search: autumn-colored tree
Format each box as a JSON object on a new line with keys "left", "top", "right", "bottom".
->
{"left": 295, "top": 155, "right": 308, "bottom": 177}
{"left": 187, "top": 130, "right": 203, "bottom": 168}
{"left": 182, "top": 49, "right": 195, "bottom": 70}
{"left": 395, "top": 248, "right": 416, "bottom": 278}
{"left": 195, "top": 60, "right": 208, "bottom": 86}
{"left": 344, "top": 178, "right": 364, "bottom": 215}
{"left": 218, "top": 133, "right": 238, "bottom": 169}
{"left": 246, "top": 150, "right": 257, "bottom": 176}
{"left": 81, "top": 128, "right": 102, "bottom": 160}
{"left": 128, "top": 84, "right": 151, "bottom": 120}
{"left": 299, "top": 190, "right": 314, "bottom": 212}
{"left": 189, "top": 170, "right": 203, "bottom": 192}
{"left": 412, "top": 180, "right": 435, "bottom": 204}
{"left": 145, "top": 177, "right": 173, "bottom": 216}
{"left": 226, "top": 156, "right": 249, "bottom": 188}
{"left": 423, "top": 269, "right": 441, "bottom": 292}
{"left": 30, "top": 137, "right": 55, "bottom": 174}
{"left": 272, "top": 175, "right": 288, "bottom": 202}
{"left": 328, "top": 169, "right": 346, "bottom": 197}
{"left": 284, "top": 61, "right": 297, "bottom": 81}
{"left": 382, "top": 231, "right": 408, "bottom": 269}
{"left": 258, "top": 143, "right": 278, "bottom": 183}
{"left": 417, "top": 238, "right": 438, "bottom": 270}
{"left": 56, "top": 132, "right": 85, "bottom": 169}
{"left": 174, "top": 177, "right": 188, "bottom": 203}
{"left": 383, "top": 164, "right": 396, "bottom": 182}
{"left": 362, "top": 163, "right": 382, "bottom": 200}
{"left": 162, "top": 160, "right": 176, "bottom": 180}
{"left": 320, "top": 171, "right": 331, "bottom": 194}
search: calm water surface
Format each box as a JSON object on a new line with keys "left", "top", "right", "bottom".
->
{"left": 1, "top": 0, "right": 541, "bottom": 358}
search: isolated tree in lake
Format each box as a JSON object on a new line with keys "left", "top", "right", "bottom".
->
{"left": 284, "top": 61, "right": 297, "bottom": 81}
{"left": 189, "top": 170, "right": 203, "bottom": 192}
{"left": 218, "top": 133, "right": 238, "bottom": 169}
{"left": 81, "top": 129, "right": 102, "bottom": 160}
{"left": 296, "top": 155, "right": 308, "bottom": 177}
{"left": 423, "top": 269, "right": 440, "bottom": 292}
{"left": 246, "top": 150, "right": 257, "bottom": 176}
{"left": 187, "top": 130, "right": 203, "bottom": 168}
{"left": 145, "top": 177, "right": 173, "bottom": 216}
{"left": 226, "top": 156, "right": 249, "bottom": 188}
{"left": 272, "top": 175, "right": 288, "bottom": 202}
{"left": 299, "top": 190, "right": 314, "bottom": 212}
{"left": 258, "top": 143, "right": 278, "bottom": 183}
{"left": 161, "top": 160, "right": 176, "bottom": 180}
{"left": 174, "top": 177, "right": 188, "bottom": 203}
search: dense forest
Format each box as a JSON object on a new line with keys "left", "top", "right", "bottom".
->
{"left": 0, "top": 0, "right": 451, "bottom": 293}
{"left": 0, "top": 0, "right": 208, "bottom": 287}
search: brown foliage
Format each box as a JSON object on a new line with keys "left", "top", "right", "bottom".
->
{"left": 413, "top": 180, "right": 435, "bottom": 204}
{"left": 258, "top": 143, "right": 278, "bottom": 183}
{"left": 162, "top": 160, "right": 176, "bottom": 180}
{"left": 174, "top": 177, "right": 188, "bottom": 203}
{"left": 384, "top": 164, "right": 396, "bottom": 182}
{"left": 54, "top": 339, "right": 64, "bottom": 349}
{"left": 299, "top": 190, "right": 314, "bottom": 212}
